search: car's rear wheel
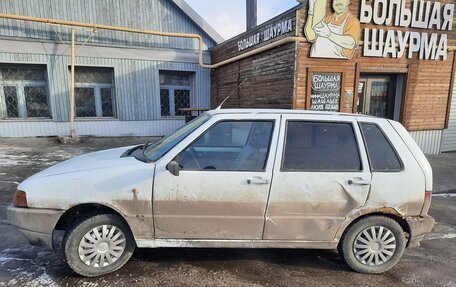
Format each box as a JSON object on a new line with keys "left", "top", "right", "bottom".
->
{"left": 63, "top": 214, "right": 135, "bottom": 277}
{"left": 340, "top": 216, "right": 406, "bottom": 274}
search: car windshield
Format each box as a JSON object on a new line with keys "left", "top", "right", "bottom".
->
{"left": 144, "top": 114, "right": 211, "bottom": 162}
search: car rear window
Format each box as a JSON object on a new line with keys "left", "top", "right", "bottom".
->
{"left": 360, "top": 123, "right": 403, "bottom": 172}
{"left": 282, "top": 121, "right": 361, "bottom": 171}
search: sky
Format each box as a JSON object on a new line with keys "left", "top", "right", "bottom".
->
{"left": 185, "top": 0, "right": 300, "bottom": 40}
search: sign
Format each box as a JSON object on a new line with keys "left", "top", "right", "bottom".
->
{"left": 302, "top": 0, "right": 453, "bottom": 61}
{"left": 304, "top": 0, "right": 361, "bottom": 60}
{"left": 310, "top": 72, "right": 342, "bottom": 112}
{"left": 237, "top": 19, "right": 293, "bottom": 51}
{"left": 360, "top": 0, "right": 453, "bottom": 61}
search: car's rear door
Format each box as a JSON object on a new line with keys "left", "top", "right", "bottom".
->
{"left": 153, "top": 114, "right": 281, "bottom": 239}
{"left": 264, "top": 114, "right": 371, "bottom": 241}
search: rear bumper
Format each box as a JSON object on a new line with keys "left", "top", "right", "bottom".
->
{"left": 406, "top": 215, "right": 435, "bottom": 248}
{"left": 6, "top": 204, "right": 64, "bottom": 249}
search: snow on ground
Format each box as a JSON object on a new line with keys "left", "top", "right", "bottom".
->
{"left": 0, "top": 246, "right": 59, "bottom": 287}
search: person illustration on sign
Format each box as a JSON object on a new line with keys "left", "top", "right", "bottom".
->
{"left": 303, "top": 0, "right": 360, "bottom": 59}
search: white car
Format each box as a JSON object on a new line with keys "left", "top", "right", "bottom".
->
{"left": 7, "top": 109, "right": 435, "bottom": 277}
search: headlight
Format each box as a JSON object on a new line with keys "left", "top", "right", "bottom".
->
{"left": 13, "top": 190, "right": 28, "bottom": 208}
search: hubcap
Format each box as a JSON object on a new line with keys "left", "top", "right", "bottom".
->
{"left": 353, "top": 226, "right": 396, "bottom": 266}
{"left": 78, "top": 225, "right": 126, "bottom": 268}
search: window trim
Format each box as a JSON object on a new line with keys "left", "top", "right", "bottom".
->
{"left": 74, "top": 83, "right": 116, "bottom": 118}
{"left": 71, "top": 66, "right": 117, "bottom": 119}
{"left": 358, "top": 122, "right": 404, "bottom": 173}
{"left": 160, "top": 85, "right": 192, "bottom": 118}
{"left": 175, "top": 119, "right": 276, "bottom": 172}
{"left": 280, "top": 120, "right": 364, "bottom": 173}
{"left": 0, "top": 66, "right": 51, "bottom": 119}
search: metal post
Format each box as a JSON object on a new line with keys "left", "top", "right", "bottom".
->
{"left": 69, "top": 28, "right": 77, "bottom": 140}
{"left": 246, "top": 0, "right": 257, "bottom": 30}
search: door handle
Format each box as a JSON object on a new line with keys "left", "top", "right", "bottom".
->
{"left": 348, "top": 178, "right": 371, "bottom": 186}
{"left": 247, "top": 177, "right": 270, "bottom": 185}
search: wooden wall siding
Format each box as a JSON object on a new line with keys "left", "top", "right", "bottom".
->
{"left": 295, "top": 1, "right": 456, "bottom": 131}
{"left": 0, "top": 0, "right": 215, "bottom": 50}
{"left": 210, "top": 8, "right": 298, "bottom": 109}
{"left": 211, "top": 9, "right": 297, "bottom": 63}
{"left": 211, "top": 43, "right": 296, "bottom": 109}
{"left": 0, "top": 52, "right": 211, "bottom": 122}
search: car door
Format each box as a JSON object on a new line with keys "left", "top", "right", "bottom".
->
{"left": 264, "top": 114, "right": 371, "bottom": 241}
{"left": 153, "top": 114, "right": 281, "bottom": 239}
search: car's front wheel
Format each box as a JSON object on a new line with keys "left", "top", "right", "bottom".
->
{"left": 340, "top": 216, "right": 406, "bottom": 274}
{"left": 63, "top": 214, "right": 135, "bottom": 277}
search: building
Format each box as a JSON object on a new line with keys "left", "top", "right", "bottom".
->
{"left": 210, "top": 0, "right": 456, "bottom": 154}
{"left": 0, "top": 0, "right": 222, "bottom": 137}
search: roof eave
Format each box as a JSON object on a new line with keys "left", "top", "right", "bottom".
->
{"left": 170, "top": 0, "right": 224, "bottom": 44}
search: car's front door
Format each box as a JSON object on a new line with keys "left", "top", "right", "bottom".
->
{"left": 153, "top": 114, "right": 281, "bottom": 239}
{"left": 264, "top": 115, "right": 371, "bottom": 241}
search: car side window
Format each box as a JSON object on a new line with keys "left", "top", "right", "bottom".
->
{"left": 177, "top": 120, "right": 274, "bottom": 171}
{"left": 360, "top": 123, "right": 403, "bottom": 172}
{"left": 282, "top": 121, "right": 361, "bottom": 171}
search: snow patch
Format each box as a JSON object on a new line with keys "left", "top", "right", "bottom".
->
{"left": 23, "top": 272, "right": 59, "bottom": 287}
{"left": 424, "top": 233, "right": 456, "bottom": 241}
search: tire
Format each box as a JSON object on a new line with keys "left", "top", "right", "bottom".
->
{"left": 63, "top": 214, "right": 135, "bottom": 277}
{"left": 339, "top": 216, "right": 406, "bottom": 274}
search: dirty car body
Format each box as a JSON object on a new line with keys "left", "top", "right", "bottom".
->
{"left": 7, "top": 109, "right": 435, "bottom": 276}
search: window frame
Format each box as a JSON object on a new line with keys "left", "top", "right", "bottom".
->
{"left": 0, "top": 65, "right": 51, "bottom": 120}
{"left": 280, "top": 120, "right": 364, "bottom": 172}
{"left": 358, "top": 122, "right": 404, "bottom": 173}
{"left": 159, "top": 84, "right": 192, "bottom": 117}
{"left": 71, "top": 66, "right": 116, "bottom": 119}
{"left": 74, "top": 82, "right": 116, "bottom": 118}
{"left": 174, "top": 119, "right": 276, "bottom": 172}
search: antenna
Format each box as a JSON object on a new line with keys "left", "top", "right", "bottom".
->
{"left": 216, "top": 77, "right": 248, "bottom": 110}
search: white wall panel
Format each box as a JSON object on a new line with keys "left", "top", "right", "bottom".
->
{"left": 409, "top": 130, "right": 442, "bottom": 155}
{"left": 0, "top": 119, "right": 185, "bottom": 137}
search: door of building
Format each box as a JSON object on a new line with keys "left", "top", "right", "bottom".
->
{"left": 357, "top": 75, "right": 398, "bottom": 120}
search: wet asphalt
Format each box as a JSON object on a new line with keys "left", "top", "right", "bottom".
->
{"left": 0, "top": 137, "right": 455, "bottom": 287}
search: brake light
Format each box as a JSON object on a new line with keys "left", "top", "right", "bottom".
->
{"left": 421, "top": 191, "right": 432, "bottom": 215}
{"left": 13, "top": 190, "right": 28, "bottom": 207}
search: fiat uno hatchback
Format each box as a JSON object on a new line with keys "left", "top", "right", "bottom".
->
{"left": 7, "top": 109, "right": 435, "bottom": 277}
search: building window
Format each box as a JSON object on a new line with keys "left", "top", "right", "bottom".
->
{"left": 159, "top": 71, "right": 192, "bottom": 117}
{"left": 0, "top": 64, "right": 50, "bottom": 119}
{"left": 74, "top": 67, "right": 116, "bottom": 118}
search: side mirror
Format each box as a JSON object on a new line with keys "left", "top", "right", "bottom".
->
{"left": 166, "top": 161, "right": 181, "bottom": 176}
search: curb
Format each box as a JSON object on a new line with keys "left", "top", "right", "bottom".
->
{"left": 432, "top": 189, "right": 456, "bottom": 194}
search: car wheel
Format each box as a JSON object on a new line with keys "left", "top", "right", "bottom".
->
{"left": 63, "top": 214, "right": 135, "bottom": 277}
{"left": 340, "top": 216, "right": 406, "bottom": 274}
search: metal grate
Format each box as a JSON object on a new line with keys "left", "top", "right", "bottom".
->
{"left": 0, "top": 65, "right": 46, "bottom": 82}
{"left": 75, "top": 67, "right": 113, "bottom": 84}
{"left": 75, "top": 88, "right": 96, "bottom": 117}
{"left": 174, "top": 90, "right": 190, "bottom": 116}
{"left": 74, "top": 67, "right": 115, "bottom": 118}
{"left": 0, "top": 65, "right": 50, "bottom": 119}
{"left": 100, "top": 88, "right": 114, "bottom": 117}
{"left": 25, "top": 86, "right": 50, "bottom": 117}
{"left": 160, "top": 89, "right": 170, "bottom": 116}
{"left": 3, "top": 86, "right": 18, "bottom": 117}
